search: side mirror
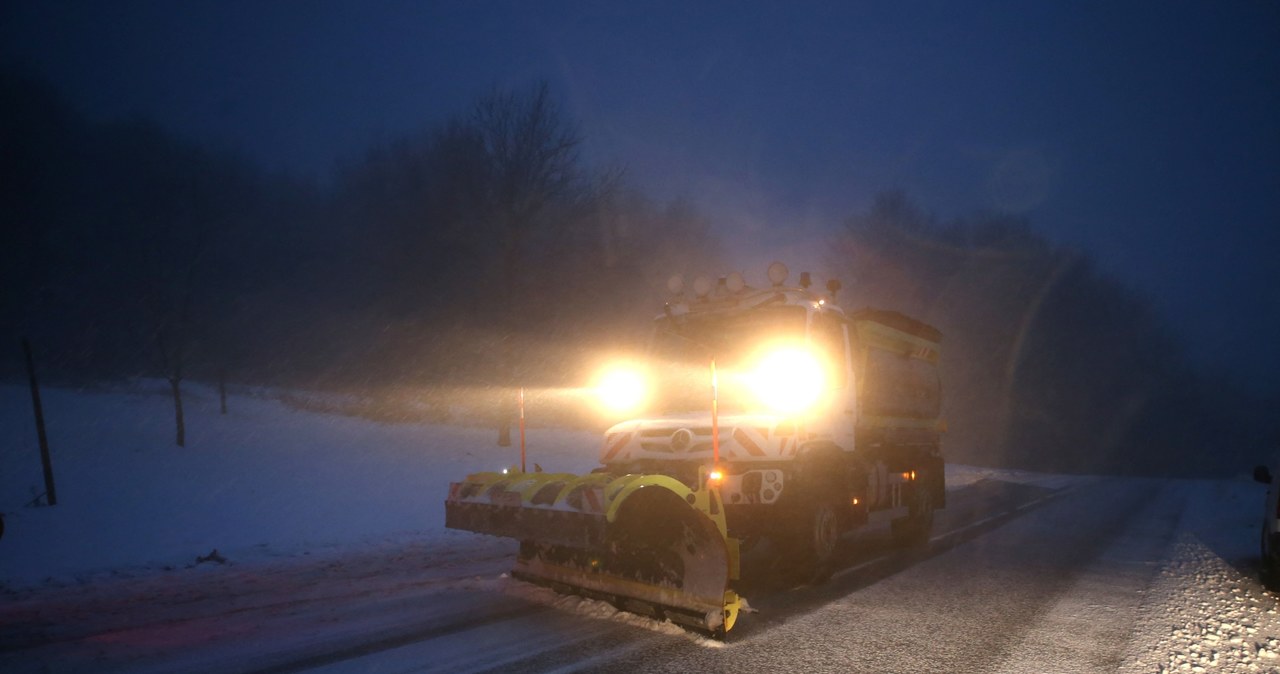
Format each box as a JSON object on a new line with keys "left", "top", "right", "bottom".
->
{"left": 1255, "top": 465, "right": 1273, "bottom": 485}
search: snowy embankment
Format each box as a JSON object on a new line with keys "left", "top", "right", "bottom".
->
{"left": 0, "top": 380, "right": 1054, "bottom": 590}
{"left": 2, "top": 382, "right": 1277, "bottom": 672}
{"left": 1118, "top": 483, "right": 1280, "bottom": 673}
{"left": 0, "top": 381, "right": 598, "bottom": 589}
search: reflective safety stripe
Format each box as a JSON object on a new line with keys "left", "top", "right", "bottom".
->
{"left": 583, "top": 486, "right": 604, "bottom": 513}
{"left": 732, "top": 428, "right": 767, "bottom": 457}
{"left": 603, "top": 432, "right": 631, "bottom": 461}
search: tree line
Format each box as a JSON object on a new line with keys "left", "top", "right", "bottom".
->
{"left": 828, "top": 192, "right": 1274, "bottom": 476}
{"left": 3, "top": 68, "right": 1270, "bottom": 474}
{"left": 2, "top": 71, "right": 718, "bottom": 401}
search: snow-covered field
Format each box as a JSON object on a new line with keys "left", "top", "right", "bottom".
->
{"left": 0, "top": 381, "right": 601, "bottom": 588}
{"left": 2, "top": 381, "right": 1278, "bottom": 672}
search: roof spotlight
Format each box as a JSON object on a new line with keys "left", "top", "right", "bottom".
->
{"left": 726, "top": 272, "right": 746, "bottom": 293}
{"left": 667, "top": 274, "right": 685, "bottom": 295}
{"left": 767, "top": 261, "right": 789, "bottom": 286}
{"left": 693, "top": 276, "right": 713, "bottom": 298}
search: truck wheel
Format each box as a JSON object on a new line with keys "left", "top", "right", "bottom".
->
{"left": 809, "top": 501, "right": 840, "bottom": 566}
{"left": 782, "top": 499, "right": 839, "bottom": 584}
{"left": 786, "top": 446, "right": 846, "bottom": 583}
{"left": 892, "top": 481, "right": 935, "bottom": 547}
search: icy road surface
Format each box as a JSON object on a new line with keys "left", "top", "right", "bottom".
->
{"left": 2, "top": 383, "right": 1278, "bottom": 672}
{"left": 5, "top": 478, "right": 1277, "bottom": 673}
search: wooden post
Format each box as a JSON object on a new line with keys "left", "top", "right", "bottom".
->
{"left": 218, "top": 369, "right": 228, "bottom": 415}
{"left": 170, "top": 377, "right": 185, "bottom": 447}
{"left": 22, "top": 338, "right": 57, "bottom": 506}
{"left": 518, "top": 387, "right": 526, "bottom": 473}
{"left": 710, "top": 357, "right": 719, "bottom": 464}
{"left": 497, "top": 387, "right": 512, "bottom": 448}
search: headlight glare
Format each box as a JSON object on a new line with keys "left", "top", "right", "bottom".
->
{"left": 750, "top": 348, "right": 825, "bottom": 415}
{"left": 595, "top": 365, "right": 647, "bottom": 414}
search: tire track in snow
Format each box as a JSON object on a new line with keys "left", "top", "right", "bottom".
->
{"left": 0, "top": 477, "right": 1100, "bottom": 673}
{"left": 240, "top": 601, "right": 549, "bottom": 674}
{"left": 0, "top": 540, "right": 520, "bottom": 672}
{"left": 991, "top": 481, "right": 1187, "bottom": 673}
{"left": 572, "top": 478, "right": 1167, "bottom": 673}
{"left": 436, "top": 477, "right": 1083, "bottom": 673}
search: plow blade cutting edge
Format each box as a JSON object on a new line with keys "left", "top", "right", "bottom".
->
{"left": 445, "top": 470, "right": 742, "bottom": 635}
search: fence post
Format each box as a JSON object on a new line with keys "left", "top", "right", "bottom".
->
{"left": 218, "top": 368, "right": 228, "bottom": 415}
{"left": 22, "top": 338, "right": 57, "bottom": 506}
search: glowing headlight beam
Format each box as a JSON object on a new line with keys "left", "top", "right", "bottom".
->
{"left": 749, "top": 348, "right": 826, "bottom": 415}
{"left": 594, "top": 366, "right": 647, "bottom": 414}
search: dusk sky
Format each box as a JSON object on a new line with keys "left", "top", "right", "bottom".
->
{"left": 3, "top": 1, "right": 1277, "bottom": 384}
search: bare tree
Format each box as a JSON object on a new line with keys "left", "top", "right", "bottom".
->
{"left": 469, "top": 81, "right": 586, "bottom": 314}
{"left": 422, "top": 83, "right": 587, "bottom": 443}
{"left": 145, "top": 242, "right": 205, "bottom": 447}
{"left": 118, "top": 122, "right": 235, "bottom": 447}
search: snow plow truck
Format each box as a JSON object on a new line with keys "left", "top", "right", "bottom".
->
{"left": 444, "top": 262, "right": 945, "bottom": 636}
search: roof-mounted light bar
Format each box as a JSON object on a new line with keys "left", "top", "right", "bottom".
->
{"left": 665, "top": 261, "right": 840, "bottom": 303}
{"left": 693, "top": 276, "right": 714, "bottom": 298}
{"left": 726, "top": 272, "right": 746, "bottom": 293}
{"left": 667, "top": 274, "right": 685, "bottom": 295}
{"left": 767, "top": 261, "right": 789, "bottom": 286}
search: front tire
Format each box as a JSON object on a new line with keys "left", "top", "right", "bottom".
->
{"left": 780, "top": 498, "right": 841, "bottom": 584}
{"left": 784, "top": 445, "right": 848, "bottom": 583}
{"left": 808, "top": 500, "right": 840, "bottom": 567}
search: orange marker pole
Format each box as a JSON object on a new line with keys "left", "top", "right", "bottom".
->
{"left": 518, "top": 386, "right": 527, "bottom": 473}
{"left": 710, "top": 358, "right": 719, "bottom": 465}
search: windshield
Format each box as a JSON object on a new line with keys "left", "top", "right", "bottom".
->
{"left": 649, "top": 306, "right": 807, "bottom": 414}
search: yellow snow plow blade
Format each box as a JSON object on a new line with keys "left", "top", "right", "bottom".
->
{"left": 445, "top": 469, "right": 741, "bottom": 635}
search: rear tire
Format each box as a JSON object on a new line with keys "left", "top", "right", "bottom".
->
{"left": 892, "top": 480, "right": 935, "bottom": 547}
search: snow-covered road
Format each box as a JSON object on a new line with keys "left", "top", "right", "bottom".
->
{"left": 3, "top": 383, "right": 1278, "bottom": 672}
{"left": 6, "top": 476, "right": 1275, "bottom": 673}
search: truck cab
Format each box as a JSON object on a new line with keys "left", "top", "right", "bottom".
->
{"left": 592, "top": 263, "right": 945, "bottom": 570}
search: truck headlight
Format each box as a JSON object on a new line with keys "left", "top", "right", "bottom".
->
{"left": 594, "top": 365, "right": 647, "bottom": 414}
{"left": 749, "top": 348, "right": 825, "bottom": 415}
